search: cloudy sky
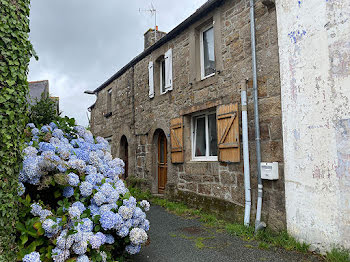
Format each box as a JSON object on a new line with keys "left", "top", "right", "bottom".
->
{"left": 28, "top": 0, "right": 208, "bottom": 127}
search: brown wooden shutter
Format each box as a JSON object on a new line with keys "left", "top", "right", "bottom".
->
{"left": 170, "top": 117, "right": 184, "bottom": 163}
{"left": 217, "top": 103, "right": 240, "bottom": 162}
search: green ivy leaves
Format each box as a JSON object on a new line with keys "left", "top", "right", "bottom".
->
{"left": 0, "top": 0, "right": 35, "bottom": 260}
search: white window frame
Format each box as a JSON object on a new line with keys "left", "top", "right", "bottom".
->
{"left": 107, "top": 89, "right": 112, "bottom": 113}
{"left": 191, "top": 111, "right": 218, "bottom": 162}
{"left": 159, "top": 58, "right": 166, "bottom": 95}
{"left": 200, "top": 24, "right": 216, "bottom": 80}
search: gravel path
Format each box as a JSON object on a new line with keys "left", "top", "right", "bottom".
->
{"left": 133, "top": 205, "right": 322, "bottom": 262}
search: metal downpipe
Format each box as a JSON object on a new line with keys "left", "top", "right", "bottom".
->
{"left": 249, "top": 0, "right": 266, "bottom": 232}
{"left": 241, "top": 80, "right": 252, "bottom": 227}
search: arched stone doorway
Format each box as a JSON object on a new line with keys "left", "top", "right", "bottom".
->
{"left": 119, "top": 135, "right": 128, "bottom": 179}
{"left": 152, "top": 129, "right": 168, "bottom": 194}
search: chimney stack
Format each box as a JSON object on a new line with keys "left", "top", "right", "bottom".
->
{"left": 144, "top": 28, "right": 167, "bottom": 50}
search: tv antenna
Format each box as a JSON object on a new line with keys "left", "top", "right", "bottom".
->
{"left": 139, "top": 3, "right": 158, "bottom": 42}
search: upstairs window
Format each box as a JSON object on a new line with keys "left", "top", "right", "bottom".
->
{"left": 160, "top": 58, "right": 166, "bottom": 94}
{"left": 107, "top": 89, "right": 112, "bottom": 114}
{"left": 200, "top": 25, "right": 216, "bottom": 79}
{"left": 192, "top": 111, "right": 218, "bottom": 161}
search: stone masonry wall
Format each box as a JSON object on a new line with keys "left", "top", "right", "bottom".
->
{"left": 91, "top": 0, "right": 285, "bottom": 229}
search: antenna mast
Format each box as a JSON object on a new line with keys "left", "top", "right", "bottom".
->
{"left": 139, "top": 3, "right": 157, "bottom": 42}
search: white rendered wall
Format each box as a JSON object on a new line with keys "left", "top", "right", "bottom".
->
{"left": 275, "top": 0, "right": 350, "bottom": 252}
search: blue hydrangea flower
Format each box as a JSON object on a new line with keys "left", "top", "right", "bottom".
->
{"left": 93, "top": 191, "right": 106, "bottom": 206}
{"left": 89, "top": 233, "right": 105, "bottom": 249}
{"left": 105, "top": 234, "right": 115, "bottom": 244}
{"left": 77, "top": 255, "right": 89, "bottom": 262}
{"left": 100, "top": 211, "right": 118, "bottom": 230}
{"left": 22, "top": 251, "right": 41, "bottom": 262}
{"left": 72, "top": 241, "right": 88, "bottom": 255}
{"left": 26, "top": 123, "right": 36, "bottom": 129}
{"left": 23, "top": 146, "right": 38, "bottom": 157}
{"left": 49, "top": 122, "right": 57, "bottom": 130}
{"left": 63, "top": 186, "right": 74, "bottom": 198}
{"left": 85, "top": 165, "right": 97, "bottom": 175}
{"left": 69, "top": 206, "right": 81, "bottom": 219}
{"left": 88, "top": 204, "right": 100, "bottom": 218}
{"left": 140, "top": 200, "right": 150, "bottom": 211}
{"left": 79, "top": 218, "right": 93, "bottom": 232}
{"left": 125, "top": 244, "right": 141, "bottom": 255}
{"left": 38, "top": 142, "right": 56, "bottom": 152}
{"left": 118, "top": 226, "right": 129, "bottom": 238}
{"left": 18, "top": 182, "right": 25, "bottom": 196}
{"left": 129, "top": 228, "right": 148, "bottom": 245}
{"left": 85, "top": 174, "right": 98, "bottom": 185}
{"left": 140, "top": 219, "right": 150, "bottom": 231}
{"left": 51, "top": 247, "right": 70, "bottom": 262}
{"left": 31, "top": 128, "right": 39, "bottom": 136}
{"left": 72, "top": 201, "right": 86, "bottom": 213}
{"left": 42, "top": 219, "right": 59, "bottom": 237}
{"left": 118, "top": 205, "right": 133, "bottom": 220}
{"left": 79, "top": 181, "right": 93, "bottom": 197}
{"left": 56, "top": 230, "right": 74, "bottom": 249}
{"left": 67, "top": 173, "right": 80, "bottom": 186}
{"left": 52, "top": 129, "right": 64, "bottom": 139}
{"left": 40, "top": 125, "right": 51, "bottom": 133}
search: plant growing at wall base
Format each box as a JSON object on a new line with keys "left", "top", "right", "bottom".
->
{"left": 0, "top": 0, "right": 37, "bottom": 260}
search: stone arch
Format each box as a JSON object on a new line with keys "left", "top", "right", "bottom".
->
{"left": 151, "top": 128, "right": 168, "bottom": 194}
{"left": 113, "top": 124, "right": 135, "bottom": 179}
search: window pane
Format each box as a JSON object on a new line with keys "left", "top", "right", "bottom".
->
{"left": 203, "top": 27, "right": 215, "bottom": 77}
{"left": 208, "top": 113, "right": 217, "bottom": 156}
{"left": 161, "top": 60, "right": 166, "bottom": 94}
{"left": 195, "top": 117, "right": 206, "bottom": 157}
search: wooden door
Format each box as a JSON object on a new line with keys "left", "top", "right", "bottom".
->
{"left": 158, "top": 132, "right": 167, "bottom": 194}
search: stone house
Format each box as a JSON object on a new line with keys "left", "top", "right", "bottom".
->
{"left": 89, "top": 0, "right": 285, "bottom": 229}
{"left": 28, "top": 80, "right": 60, "bottom": 114}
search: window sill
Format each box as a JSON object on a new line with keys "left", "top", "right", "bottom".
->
{"left": 201, "top": 72, "right": 215, "bottom": 81}
{"left": 104, "top": 112, "right": 112, "bottom": 118}
{"left": 190, "top": 158, "right": 218, "bottom": 162}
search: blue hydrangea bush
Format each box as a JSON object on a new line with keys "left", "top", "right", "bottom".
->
{"left": 17, "top": 121, "right": 150, "bottom": 262}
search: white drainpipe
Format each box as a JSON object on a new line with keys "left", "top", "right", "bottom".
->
{"left": 241, "top": 80, "right": 252, "bottom": 226}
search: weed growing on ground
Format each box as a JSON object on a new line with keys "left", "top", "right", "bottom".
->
{"left": 325, "top": 248, "right": 350, "bottom": 262}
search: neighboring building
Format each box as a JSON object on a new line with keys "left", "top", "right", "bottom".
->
{"left": 28, "top": 80, "right": 49, "bottom": 105}
{"left": 276, "top": 0, "right": 350, "bottom": 252}
{"left": 90, "top": 0, "right": 285, "bottom": 229}
{"left": 28, "top": 80, "right": 60, "bottom": 113}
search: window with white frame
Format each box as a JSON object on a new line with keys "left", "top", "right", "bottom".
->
{"left": 160, "top": 58, "right": 166, "bottom": 94}
{"left": 192, "top": 111, "right": 218, "bottom": 161}
{"left": 107, "top": 89, "right": 112, "bottom": 113}
{"left": 200, "top": 25, "right": 216, "bottom": 79}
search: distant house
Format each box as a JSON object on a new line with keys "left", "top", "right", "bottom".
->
{"left": 28, "top": 80, "right": 49, "bottom": 105}
{"left": 28, "top": 80, "right": 59, "bottom": 114}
